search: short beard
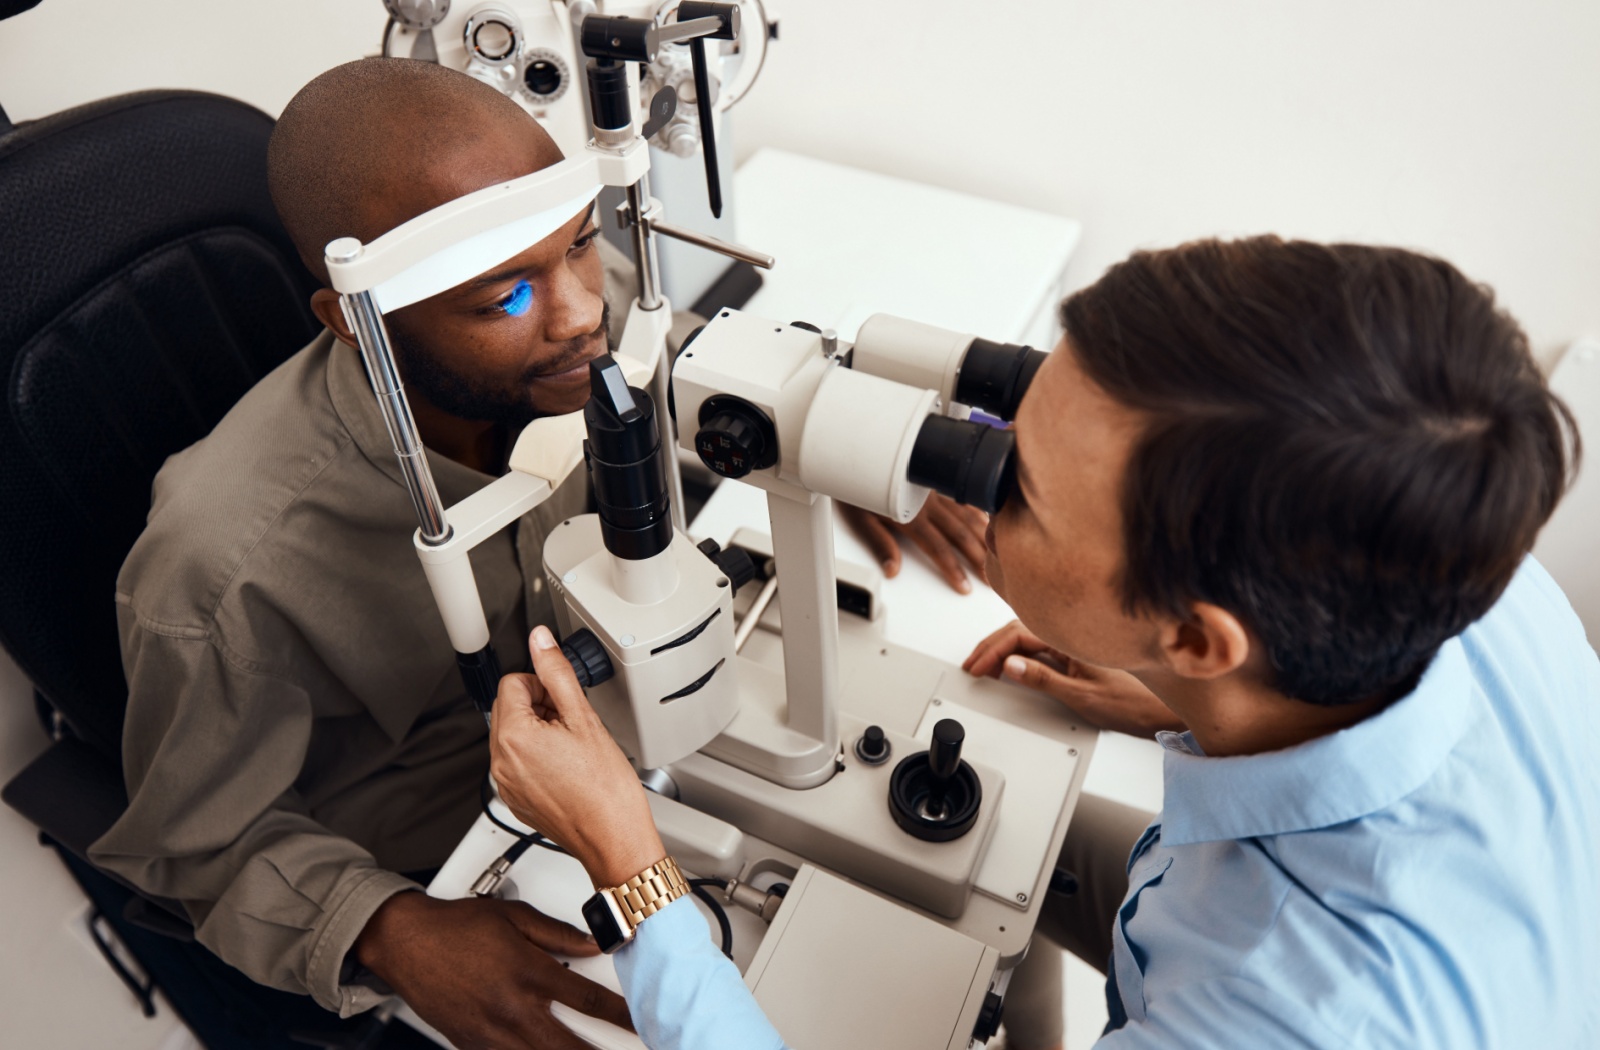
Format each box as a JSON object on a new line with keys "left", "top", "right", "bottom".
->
{"left": 389, "top": 301, "right": 612, "bottom": 432}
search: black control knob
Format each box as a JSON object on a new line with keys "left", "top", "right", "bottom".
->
{"left": 855, "top": 724, "right": 890, "bottom": 765}
{"left": 696, "top": 538, "right": 757, "bottom": 593}
{"left": 694, "top": 397, "right": 777, "bottom": 479}
{"left": 972, "top": 991, "right": 1005, "bottom": 1044}
{"left": 696, "top": 412, "right": 764, "bottom": 479}
{"left": 560, "top": 628, "right": 613, "bottom": 688}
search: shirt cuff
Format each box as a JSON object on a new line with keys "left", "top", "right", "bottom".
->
{"left": 305, "top": 867, "right": 422, "bottom": 1016}
{"left": 617, "top": 896, "right": 788, "bottom": 1050}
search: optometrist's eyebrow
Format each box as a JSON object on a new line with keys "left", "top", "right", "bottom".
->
{"left": 459, "top": 204, "right": 602, "bottom": 294}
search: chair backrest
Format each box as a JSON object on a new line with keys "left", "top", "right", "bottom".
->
{"left": 0, "top": 90, "right": 320, "bottom": 764}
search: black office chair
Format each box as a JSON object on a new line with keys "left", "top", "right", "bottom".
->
{"left": 0, "top": 87, "right": 435, "bottom": 1049}
{"left": 0, "top": 85, "right": 317, "bottom": 847}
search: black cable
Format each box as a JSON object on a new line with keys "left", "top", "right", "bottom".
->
{"left": 480, "top": 775, "right": 567, "bottom": 856}
{"left": 503, "top": 835, "right": 537, "bottom": 865}
{"left": 480, "top": 774, "right": 526, "bottom": 838}
{"left": 380, "top": 15, "right": 396, "bottom": 58}
{"left": 688, "top": 877, "right": 733, "bottom": 959}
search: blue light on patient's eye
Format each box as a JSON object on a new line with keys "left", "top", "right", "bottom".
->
{"left": 499, "top": 280, "right": 533, "bottom": 317}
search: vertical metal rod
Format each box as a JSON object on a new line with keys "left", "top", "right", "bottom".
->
{"left": 688, "top": 37, "right": 723, "bottom": 218}
{"left": 653, "top": 350, "right": 687, "bottom": 532}
{"left": 624, "top": 170, "right": 686, "bottom": 530}
{"left": 626, "top": 173, "right": 663, "bottom": 312}
{"left": 734, "top": 574, "right": 779, "bottom": 652}
{"left": 341, "top": 290, "right": 451, "bottom": 544}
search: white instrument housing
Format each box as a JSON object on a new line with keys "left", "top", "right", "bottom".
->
{"left": 674, "top": 310, "right": 940, "bottom": 523}
{"left": 545, "top": 517, "right": 741, "bottom": 769}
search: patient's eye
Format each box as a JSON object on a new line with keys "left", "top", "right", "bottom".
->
{"left": 495, "top": 280, "right": 534, "bottom": 317}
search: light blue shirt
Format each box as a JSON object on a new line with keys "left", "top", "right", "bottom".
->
{"left": 1100, "top": 557, "right": 1600, "bottom": 1048}
{"left": 616, "top": 558, "right": 1600, "bottom": 1049}
{"left": 614, "top": 895, "right": 787, "bottom": 1050}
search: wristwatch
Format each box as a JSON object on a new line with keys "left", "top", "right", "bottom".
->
{"left": 582, "top": 855, "right": 690, "bottom": 954}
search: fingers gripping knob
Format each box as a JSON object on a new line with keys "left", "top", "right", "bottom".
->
{"left": 560, "top": 628, "right": 614, "bottom": 688}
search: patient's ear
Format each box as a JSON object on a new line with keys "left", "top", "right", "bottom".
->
{"left": 1158, "top": 602, "right": 1252, "bottom": 680}
{"left": 310, "top": 288, "right": 357, "bottom": 348}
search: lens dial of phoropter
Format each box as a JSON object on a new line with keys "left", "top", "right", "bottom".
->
{"left": 521, "top": 48, "right": 570, "bottom": 103}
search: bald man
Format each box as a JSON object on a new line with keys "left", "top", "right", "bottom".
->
{"left": 89, "top": 60, "right": 632, "bottom": 1049}
{"left": 88, "top": 54, "right": 987, "bottom": 1047}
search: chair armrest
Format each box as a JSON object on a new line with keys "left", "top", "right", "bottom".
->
{"left": 3, "top": 736, "right": 192, "bottom": 931}
{"left": 3, "top": 735, "right": 127, "bottom": 856}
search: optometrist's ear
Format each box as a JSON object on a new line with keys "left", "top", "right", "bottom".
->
{"left": 311, "top": 288, "right": 358, "bottom": 349}
{"left": 1158, "top": 602, "right": 1253, "bottom": 680}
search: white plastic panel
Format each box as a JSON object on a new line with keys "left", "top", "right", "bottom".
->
{"left": 915, "top": 696, "right": 1080, "bottom": 910}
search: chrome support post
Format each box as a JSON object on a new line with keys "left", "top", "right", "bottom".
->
{"left": 340, "top": 289, "right": 451, "bottom": 545}
{"left": 626, "top": 173, "right": 664, "bottom": 312}
{"left": 621, "top": 171, "right": 686, "bottom": 530}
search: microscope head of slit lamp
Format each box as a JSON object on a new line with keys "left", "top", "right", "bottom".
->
{"left": 542, "top": 312, "right": 1047, "bottom": 800}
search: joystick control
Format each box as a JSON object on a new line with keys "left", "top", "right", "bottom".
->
{"left": 887, "top": 718, "right": 982, "bottom": 842}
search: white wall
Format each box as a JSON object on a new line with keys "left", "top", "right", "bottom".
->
{"left": 0, "top": 1, "right": 376, "bottom": 120}
{"left": 734, "top": 0, "right": 1600, "bottom": 363}
{"left": 2, "top": 0, "right": 1596, "bottom": 360}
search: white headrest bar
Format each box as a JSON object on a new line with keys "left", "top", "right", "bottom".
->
{"left": 324, "top": 154, "right": 605, "bottom": 311}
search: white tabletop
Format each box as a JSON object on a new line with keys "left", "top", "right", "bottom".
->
{"left": 734, "top": 148, "right": 1082, "bottom": 349}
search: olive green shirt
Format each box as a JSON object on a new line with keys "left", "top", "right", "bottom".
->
{"left": 89, "top": 329, "right": 590, "bottom": 1015}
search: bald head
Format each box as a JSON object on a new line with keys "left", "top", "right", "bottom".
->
{"left": 268, "top": 59, "right": 564, "bottom": 282}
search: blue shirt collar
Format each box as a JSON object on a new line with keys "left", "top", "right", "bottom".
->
{"left": 1157, "top": 638, "right": 1482, "bottom": 845}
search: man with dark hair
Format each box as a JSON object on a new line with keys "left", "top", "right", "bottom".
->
{"left": 966, "top": 238, "right": 1594, "bottom": 1050}
{"left": 488, "top": 237, "right": 1600, "bottom": 1049}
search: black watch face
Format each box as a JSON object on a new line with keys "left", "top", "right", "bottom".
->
{"left": 583, "top": 893, "right": 627, "bottom": 954}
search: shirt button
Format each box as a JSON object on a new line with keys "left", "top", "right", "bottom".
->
{"left": 532, "top": 578, "right": 545, "bottom": 594}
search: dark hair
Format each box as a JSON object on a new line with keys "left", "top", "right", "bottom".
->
{"left": 1060, "top": 237, "right": 1580, "bottom": 706}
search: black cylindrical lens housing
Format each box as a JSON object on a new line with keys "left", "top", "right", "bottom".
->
{"left": 580, "top": 15, "right": 657, "bottom": 61}
{"left": 956, "top": 338, "right": 1047, "bottom": 422}
{"left": 585, "top": 359, "right": 673, "bottom": 560}
{"left": 908, "top": 415, "right": 1017, "bottom": 514}
{"left": 585, "top": 60, "right": 632, "bottom": 131}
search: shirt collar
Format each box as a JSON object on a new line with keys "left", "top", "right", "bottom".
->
{"left": 323, "top": 328, "right": 499, "bottom": 499}
{"left": 1158, "top": 637, "right": 1482, "bottom": 845}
